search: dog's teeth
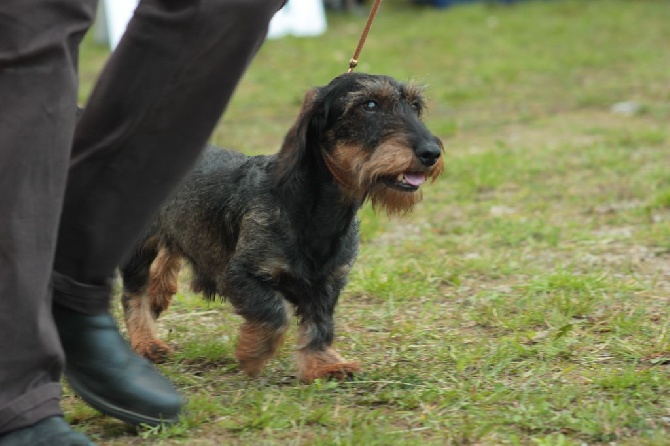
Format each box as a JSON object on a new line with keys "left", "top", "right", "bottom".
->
{"left": 397, "top": 173, "right": 406, "bottom": 183}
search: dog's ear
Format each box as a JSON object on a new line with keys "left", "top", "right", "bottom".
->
{"left": 274, "top": 87, "right": 324, "bottom": 188}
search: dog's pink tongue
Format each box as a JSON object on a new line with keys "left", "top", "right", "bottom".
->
{"left": 404, "top": 173, "right": 426, "bottom": 187}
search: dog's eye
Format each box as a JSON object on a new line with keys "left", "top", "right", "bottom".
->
{"left": 361, "top": 100, "right": 379, "bottom": 112}
{"left": 410, "top": 101, "right": 422, "bottom": 113}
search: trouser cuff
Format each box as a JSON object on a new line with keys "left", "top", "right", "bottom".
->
{"left": 0, "top": 383, "right": 62, "bottom": 434}
{"left": 52, "top": 271, "right": 113, "bottom": 315}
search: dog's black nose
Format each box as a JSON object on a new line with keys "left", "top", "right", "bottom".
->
{"left": 416, "top": 141, "right": 442, "bottom": 167}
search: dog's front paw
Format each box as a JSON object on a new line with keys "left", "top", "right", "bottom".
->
{"left": 236, "top": 356, "right": 270, "bottom": 377}
{"left": 297, "top": 348, "right": 361, "bottom": 383}
{"left": 132, "top": 339, "right": 173, "bottom": 363}
{"left": 235, "top": 321, "right": 288, "bottom": 377}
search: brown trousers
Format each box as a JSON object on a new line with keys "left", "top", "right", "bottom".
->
{"left": 0, "top": 0, "right": 283, "bottom": 433}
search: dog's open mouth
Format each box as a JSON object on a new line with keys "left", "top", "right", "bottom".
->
{"left": 382, "top": 172, "right": 426, "bottom": 192}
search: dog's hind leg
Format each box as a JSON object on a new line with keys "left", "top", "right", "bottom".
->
{"left": 121, "top": 240, "right": 180, "bottom": 362}
{"left": 147, "top": 247, "right": 181, "bottom": 322}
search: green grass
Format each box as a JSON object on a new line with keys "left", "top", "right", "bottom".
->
{"left": 67, "top": 0, "right": 670, "bottom": 444}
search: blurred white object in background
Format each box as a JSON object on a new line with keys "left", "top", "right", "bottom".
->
{"left": 95, "top": 0, "right": 326, "bottom": 49}
{"left": 94, "top": 0, "right": 137, "bottom": 49}
{"left": 268, "top": 0, "right": 327, "bottom": 39}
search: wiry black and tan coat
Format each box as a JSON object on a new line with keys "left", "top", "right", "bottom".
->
{"left": 120, "top": 73, "right": 444, "bottom": 382}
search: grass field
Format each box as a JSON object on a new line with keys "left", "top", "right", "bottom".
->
{"left": 66, "top": 0, "right": 670, "bottom": 444}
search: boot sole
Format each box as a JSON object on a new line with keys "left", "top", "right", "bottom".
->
{"left": 64, "top": 368, "right": 180, "bottom": 427}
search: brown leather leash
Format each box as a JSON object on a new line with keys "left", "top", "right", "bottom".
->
{"left": 347, "top": 0, "right": 384, "bottom": 73}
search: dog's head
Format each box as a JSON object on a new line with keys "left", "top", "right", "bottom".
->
{"left": 275, "top": 73, "right": 444, "bottom": 214}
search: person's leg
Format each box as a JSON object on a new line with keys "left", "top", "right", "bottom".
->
{"left": 55, "top": 0, "right": 286, "bottom": 290}
{"left": 51, "top": 0, "right": 285, "bottom": 426}
{"left": 0, "top": 0, "right": 97, "bottom": 440}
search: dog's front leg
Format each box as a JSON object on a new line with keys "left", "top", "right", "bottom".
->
{"left": 225, "top": 267, "right": 291, "bottom": 377}
{"left": 295, "top": 298, "right": 361, "bottom": 384}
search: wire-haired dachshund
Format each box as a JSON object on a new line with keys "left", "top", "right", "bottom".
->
{"left": 120, "top": 72, "right": 444, "bottom": 383}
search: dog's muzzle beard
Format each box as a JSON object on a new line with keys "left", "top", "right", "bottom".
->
{"left": 323, "top": 138, "right": 444, "bottom": 215}
{"left": 381, "top": 136, "right": 443, "bottom": 192}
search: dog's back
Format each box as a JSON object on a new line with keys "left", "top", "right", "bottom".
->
{"left": 123, "top": 146, "right": 276, "bottom": 293}
{"left": 163, "top": 146, "right": 273, "bottom": 220}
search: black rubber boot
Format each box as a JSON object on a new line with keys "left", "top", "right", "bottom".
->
{"left": 53, "top": 304, "right": 183, "bottom": 426}
{"left": 0, "top": 417, "right": 96, "bottom": 446}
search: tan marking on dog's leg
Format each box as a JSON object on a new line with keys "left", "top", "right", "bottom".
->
{"left": 148, "top": 248, "right": 181, "bottom": 317}
{"left": 235, "top": 321, "right": 288, "bottom": 377}
{"left": 295, "top": 324, "right": 361, "bottom": 384}
{"left": 123, "top": 291, "right": 172, "bottom": 362}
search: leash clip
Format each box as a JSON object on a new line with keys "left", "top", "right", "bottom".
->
{"left": 346, "top": 0, "right": 383, "bottom": 73}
